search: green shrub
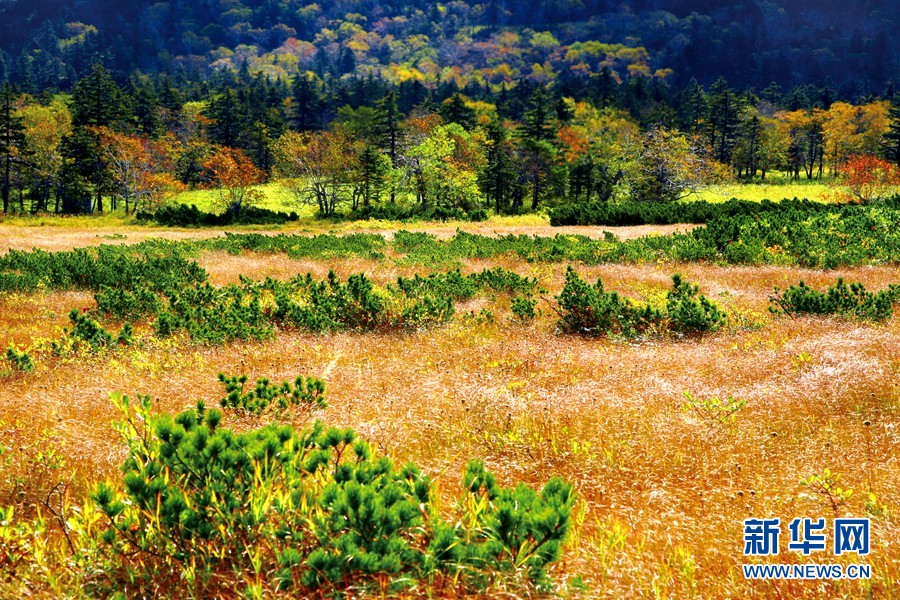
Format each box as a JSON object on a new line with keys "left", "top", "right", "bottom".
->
{"left": 162, "top": 283, "right": 274, "bottom": 343}
{"left": 549, "top": 197, "right": 835, "bottom": 227}
{"left": 95, "top": 285, "right": 162, "bottom": 320}
{"left": 666, "top": 274, "right": 726, "bottom": 334}
{"left": 55, "top": 383, "right": 576, "bottom": 596}
{"left": 769, "top": 278, "right": 900, "bottom": 320}
{"left": 139, "top": 203, "right": 299, "bottom": 226}
{"left": 511, "top": 295, "right": 537, "bottom": 320}
{"left": 555, "top": 268, "right": 724, "bottom": 338}
{"left": 67, "top": 309, "right": 114, "bottom": 349}
{"left": 5, "top": 347, "right": 34, "bottom": 372}
{"left": 116, "top": 323, "right": 134, "bottom": 346}
{"left": 218, "top": 373, "right": 327, "bottom": 416}
{"left": 556, "top": 267, "right": 660, "bottom": 337}
{"left": 0, "top": 245, "right": 207, "bottom": 292}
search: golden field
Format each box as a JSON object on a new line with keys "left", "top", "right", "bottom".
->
{"left": 0, "top": 217, "right": 897, "bottom": 598}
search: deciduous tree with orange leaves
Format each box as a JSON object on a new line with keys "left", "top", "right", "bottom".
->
{"left": 96, "top": 128, "right": 184, "bottom": 214}
{"left": 203, "top": 146, "right": 263, "bottom": 218}
{"left": 832, "top": 154, "right": 900, "bottom": 203}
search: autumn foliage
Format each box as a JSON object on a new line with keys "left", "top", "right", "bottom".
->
{"left": 203, "top": 146, "right": 264, "bottom": 217}
{"left": 833, "top": 154, "right": 900, "bottom": 203}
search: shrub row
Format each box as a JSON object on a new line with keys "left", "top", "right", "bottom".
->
{"left": 92, "top": 267, "right": 539, "bottom": 343}
{"left": 770, "top": 278, "right": 900, "bottom": 320}
{"left": 352, "top": 203, "right": 489, "bottom": 222}
{"left": 554, "top": 267, "right": 725, "bottom": 337}
{"left": 138, "top": 203, "right": 299, "bottom": 226}
{"left": 0, "top": 245, "right": 207, "bottom": 292}
{"left": 549, "top": 197, "right": 839, "bottom": 227}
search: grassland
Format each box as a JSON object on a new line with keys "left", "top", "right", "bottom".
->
{"left": 0, "top": 205, "right": 898, "bottom": 597}
{"left": 691, "top": 177, "right": 833, "bottom": 204}
{"left": 167, "top": 177, "right": 835, "bottom": 216}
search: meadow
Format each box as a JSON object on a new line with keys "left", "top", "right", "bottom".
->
{"left": 169, "top": 177, "right": 834, "bottom": 217}
{"left": 0, "top": 198, "right": 898, "bottom": 597}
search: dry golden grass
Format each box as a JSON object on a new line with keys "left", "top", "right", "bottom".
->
{"left": 0, "top": 220, "right": 696, "bottom": 253}
{"left": 0, "top": 224, "right": 898, "bottom": 598}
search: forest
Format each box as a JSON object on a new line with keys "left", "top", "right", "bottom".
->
{"left": 0, "top": 63, "right": 898, "bottom": 220}
{"left": 0, "top": 1, "right": 897, "bottom": 219}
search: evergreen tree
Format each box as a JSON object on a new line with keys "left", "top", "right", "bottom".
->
{"left": 438, "top": 93, "right": 476, "bottom": 128}
{"left": 884, "top": 95, "right": 900, "bottom": 168}
{"left": 517, "top": 88, "right": 557, "bottom": 210}
{"left": 129, "top": 80, "right": 161, "bottom": 137}
{"left": 706, "top": 77, "right": 740, "bottom": 164}
{"left": 376, "top": 90, "right": 401, "bottom": 202}
{"left": 71, "top": 64, "right": 132, "bottom": 129}
{"left": 69, "top": 64, "right": 133, "bottom": 212}
{"left": 480, "top": 118, "right": 516, "bottom": 213}
{"left": 684, "top": 79, "right": 707, "bottom": 132}
{"left": 204, "top": 88, "right": 246, "bottom": 148}
{"left": 291, "top": 72, "right": 322, "bottom": 132}
{"left": 0, "top": 83, "right": 25, "bottom": 213}
{"left": 357, "top": 144, "right": 388, "bottom": 208}
{"left": 521, "top": 87, "right": 554, "bottom": 142}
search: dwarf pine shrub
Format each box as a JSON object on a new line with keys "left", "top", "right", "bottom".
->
{"left": 5, "top": 347, "right": 34, "bottom": 372}
{"left": 510, "top": 295, "right": 538, "bottom": 320}
{"left": 556, "top": 268, "right": 724, "bottom": 337}
{"left": 67, "top": 309, "right": 114, "bottom": 349}
{"left": 770, "top": 278, "right": 900, "bottom": 321}
{"left": 556, "top": 267, "right": 661, "bottom": 337}
{"left": 218, "top": 373, "right": 327, "bottom": 416}
{"left": 666, "top": 274, "right": 726, "bottom": 334}
{"left": 40, "top": 382, "right": 575, "bottom": 597}
{"left": 94, "top": 285, "right": 162, "bottom": 320}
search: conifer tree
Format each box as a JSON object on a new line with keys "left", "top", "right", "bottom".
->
{"left": 0, "top": 83, "right": 25, "bottom": 213}
{"left": 885, "top": 95, "right": 900, "bottom": 168}
{"left": 204, "top": 88, "right": 246, "bottom": 148}
{"left": 291, "top": 72, "right": 322, "bottom": 132}
{"left": 480, "top": 118, "right": 516, "bottom": 213}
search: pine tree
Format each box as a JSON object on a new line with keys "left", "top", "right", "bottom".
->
{"left": 357, "top": 144, "right": 387, "bottom": 208}
{"left": 376, "top": 90, "right": 401, "bottom": 203}
{"left": 480, "top": 118, "right": 516, "bottom": 213}
{"left": 291, "top": 72, "right": 322, "bottom": 132}
{"left": 518, "top": 88, "right": 556, "bottom": 210}
{"left": 438, "top": 93, "right": 476, "bottom": 128}
{"left": 707, "top": 77, "right": 740, "bottom": 164}
{"left": 884, "top": 95, "right": 900, "bottom": 168}
{"left": 204, "top": 88, "right": 246, "bottom": 148}
{"left": 521, "top": 87, "right": 553, "bottom": 142}
{"left": 0, "top": 83, "right": 25, "bottom": 213}
{"left": 71, "top": 64, "right": 131, "bottom": 129}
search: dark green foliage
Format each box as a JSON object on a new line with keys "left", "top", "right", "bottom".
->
{"left": 162, "top": 283, "right": 274, "bottom": 344}
{"left": 555, "top": 267, "right": 660, "bottom": 337}
{"left": 770, "top": 278, "right": 900, "bottom": 321}
{"left": 556, "top": 267, "right": 724, "bottom": 337}
{"left": 218, "top": 373, "right": 327, "bottom": 416}
{"left": 510, "top": 295, "right": 537, "bottom": 320}
{"left": 272, "top": 271, "right": 385, "bottom": 332}
{"left": 209, "top": 232, "right": 386, "bottom": 261}
{"left": 352, "top": 204, "right": 489, "bottom": 222}
{"left": 441, "top": 461, "right": 575, "bottom": 582}
{"left": 5, "top": 346, "right": 33, "bottom": 372}
{"left": 549, "top": 197, "right": 834, "bottom": 227}
{"left": 139, "top": 204, "right": 299, "bottom": 227}
{"left": 0, "top": 245, "right": 206, "bottom": 292}
{"left": 87, "top": 387, "right": 574, "bottom": 595}
{"left": 666, "top": 274, "right": 726, "bottom": 334}
{"left": 94, "top": 286, "right": 161, "bottom": 320}
{"left": 116, "top": 322, "right": 133, "bottom": 346}
{"left": 67, "top": 309, "right": 114, "bottom": 349}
